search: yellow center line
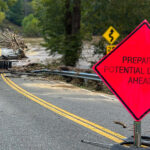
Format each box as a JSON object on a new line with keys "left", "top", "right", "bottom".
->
{"left": 1, "top": 73, "right": 125, "bottom": 143}
{"left": 4, "top": 74, "right": 125, "bottom": 139}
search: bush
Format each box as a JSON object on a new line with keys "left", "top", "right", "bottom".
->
{"left": 22, "top": 14, "right": 40, "bottom": 37}
{"left": 0, "top": 12, "right": 5, "bottom": 24}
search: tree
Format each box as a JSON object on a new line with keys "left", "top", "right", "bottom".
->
{"left": 7, "top": 0, "right": 33, "bottom": 26}
{"left": 80, "top": 0, "right": 150, "bottom": 57}
{"left": 82, "top": 0, "right": 150, "bottom": 38}
{"left": 81, "top": 0, "right": 109, "bottom": 35}
{"left": 32, "top": 0, "right": 150, "bottom": 63}
{"left": 0, "top": 0, "right": 16, "bottom": 24}
{"left": 22, "top": 14, "right": 40, "bottom": 36}
{"left": 23, "top": 0, "right": 33, "bottom": 16}
{"left": 33, "top": 0, "right": 65, "bottom": 52}
{"left": 0, "top": 12, "right": 5, "bottom": 24}
{"left": 32, "top": 0, "right": 82, "bottom": 66}
{"left": 106, "top": 0, "right": 150, "bottom": 37}
{"left": 63, "top": 0, "right": 82, "bottom": 66}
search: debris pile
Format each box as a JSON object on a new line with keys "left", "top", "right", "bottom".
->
{"left": 11, "top": 64, "right": 94, "bottom": 73}
{"left": 0, "top": 29, "right": 27, "bottom": 59}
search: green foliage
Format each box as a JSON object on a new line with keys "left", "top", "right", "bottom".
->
{"left": 32, "top": 0, "right": 43, "bottom": 17}
{"left": 63, "top": 34, "right": 82, "bottom": 66}
{"left": 0, "top": 0, "right": 8, "bottom": 11}
{"left": 106, "top": 0, "right": 150, "bottom": 36}
{"left": 0, "top": 12, "right": 5, "bottom": 23}
{"left": 32, "top": 0, "right": 65, "bottom": 54}
{"left": 38, "top": 0, "right": 65, "bottom": 51}
{"left": 0, "top": 0, "right": 16, "bottom": 24}
{"left": 81, "top": 0, "right": 109, "bottom": 35}
{"left": 31, "top": 0, "right": 150, "bottom": 65}
{"left": 81, "top": 0, "right": 150, "bottom": 56}
{"left": 82, "top": 0, "right": 150, "bottom": 38}
{"left": 7, "top": 0, "right": 33, "bottom": 26}
{"left": 41, "top": 0, "right": 65, "bottom": 55}
{"left": 7, "top": 0, "right": 24, "bottom": 25}
{"left": 22, "top": 14, "right": 40, "bottom": 36}
{"left": 32, "top": 0, "right": 82, "bottom": 66}
{"left": 6, "top": 0, "right": 17, "bottom": 7}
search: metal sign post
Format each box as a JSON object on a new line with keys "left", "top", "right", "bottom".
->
{"left": 134, "top": 121, "right": 141, "bottom": 147}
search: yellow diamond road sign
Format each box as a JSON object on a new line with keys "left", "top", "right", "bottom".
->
{"left": 102, "top": 26, "right": 120, "bottom": 44}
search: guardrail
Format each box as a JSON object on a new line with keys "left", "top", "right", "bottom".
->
{"left": 31, "top": 69, "right": 101, "bottom": 81}
{"left": 0, "top": 60, "right": 13, "bottom": 69}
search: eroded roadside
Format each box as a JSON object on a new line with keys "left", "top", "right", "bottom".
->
{"left": 8, "top": 38, "right": 112, "bottom": 97}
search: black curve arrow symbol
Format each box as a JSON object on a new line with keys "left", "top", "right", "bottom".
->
{"left": 109, "top": 29, "right": 114, "bottom": 42}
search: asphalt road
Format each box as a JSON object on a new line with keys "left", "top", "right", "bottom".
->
{"left": 0, "top": 74, "right": 150, "bottom": 150}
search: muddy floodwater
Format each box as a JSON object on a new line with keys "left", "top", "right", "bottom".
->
{"left": 13, "top": 38, "right": 101, "bottom": 69}
{"left": 13, "top": 38, "right": 61, "bottom": 67}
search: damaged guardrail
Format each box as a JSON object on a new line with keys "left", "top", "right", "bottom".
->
{"left": 31, "top": 69, "right": 101, "bottom": 82}
{"left": 0, "top": 60, "right": 14, "bottom": 69}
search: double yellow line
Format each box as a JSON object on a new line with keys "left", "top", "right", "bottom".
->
{"left": 1, "top": 73, "right": 126, "bottom": 144}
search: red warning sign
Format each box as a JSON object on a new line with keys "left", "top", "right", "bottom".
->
{"left": 93, "top": 20, "right": 150, "bottom": 121}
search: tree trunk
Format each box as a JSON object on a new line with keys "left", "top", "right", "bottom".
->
{"left": 72, "top": 0, "right": 81, "bottom": 34}
{"left": 65, "top": 0, "right": 72, "bottom": 35}
{"left": 65, "top": 0, "right": 81, "bottom": 35}
{"left": 63, "top": 0, "right": 82, "bottom": 66}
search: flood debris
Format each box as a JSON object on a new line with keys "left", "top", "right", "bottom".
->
{"left": 0, "top": 29, "right": 27, "bottom": 59}
{"left": 113, "top": 121, "right": 127, "bottom": 128}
